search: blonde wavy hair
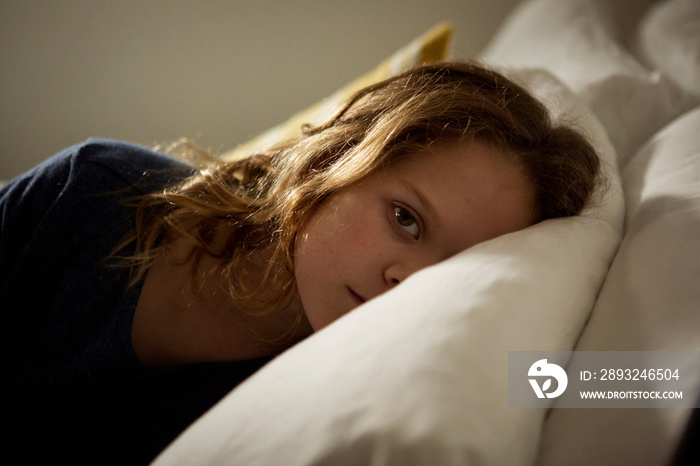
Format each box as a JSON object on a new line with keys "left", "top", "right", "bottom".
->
{"left": 116, "top": 61, "right": 600, "bottom": 320}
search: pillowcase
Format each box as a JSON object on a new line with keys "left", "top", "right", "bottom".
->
{"left": 636, "top": 0, "right": 700, "bottom": 99}
{"left": 479, "top": 0, "right": 693, "bottom": 163}
{"left": 538, "top": 106, "right": 700, "bottom": 466}
{"left": 152, "top": 70, "right": 623, "bottom": 466}
{"left": 220, "top": 22, "right": 453, "bottom": 161}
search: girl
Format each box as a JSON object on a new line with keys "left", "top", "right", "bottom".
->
{"left": 2, "top": 61, "right": 599, "bottom": 464}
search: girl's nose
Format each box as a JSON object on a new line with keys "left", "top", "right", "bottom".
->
{"left": 384, "top": 264, "right": 410, "bottom": 287}
{"left": 383, "top": 253, "right": 438, "bottom": 288}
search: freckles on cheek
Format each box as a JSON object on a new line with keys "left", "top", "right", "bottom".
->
{"left": 295, "top": 227, "right": 338, "bottom": 278}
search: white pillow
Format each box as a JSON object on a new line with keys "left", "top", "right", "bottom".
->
{"left": 538, "top": 106, "right": 700, "bottom": 466}
{"left": 152, "top": 70, "right": 623, "bottom": 466}
{"left": 637, "top": 0, "right": 700, "bottom": 99}
{"left": 480, "top": 0, "right": 693, "bottom": 163}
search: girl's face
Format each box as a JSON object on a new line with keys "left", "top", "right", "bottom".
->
{"left": 293, "top": 140, "right": 537, "bottom": 331}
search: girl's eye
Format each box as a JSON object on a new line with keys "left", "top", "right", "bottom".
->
{"left": 394, "top": 206, "right": 421, "bottom": 239}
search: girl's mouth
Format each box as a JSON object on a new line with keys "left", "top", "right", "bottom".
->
{"left": 348, "top": 287, "right": 367, "bottom": 307}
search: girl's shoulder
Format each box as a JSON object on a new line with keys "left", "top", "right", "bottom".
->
{"left": 2, "top": 138, "right": 194, "bottom": 202}
{"left": 0, "top": 139, "right": 195, "bottom": 286}
{"left": 52, "top": 138, "right": 194, "bottom": 192}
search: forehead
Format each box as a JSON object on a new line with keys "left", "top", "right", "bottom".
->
{"left": 383, "top": 141, "right": 536, "bottom": 253}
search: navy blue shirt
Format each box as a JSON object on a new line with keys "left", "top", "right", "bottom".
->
{"left": 2, "top": 140, "right": 271, "bottom": 464}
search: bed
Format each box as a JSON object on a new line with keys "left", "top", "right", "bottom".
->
{"left": 151, "top": 0, "right": 700, "bottom": 464}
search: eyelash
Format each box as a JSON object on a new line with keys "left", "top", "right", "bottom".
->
{"left": 391, "top": 204, "right": 422, "bottom": 240}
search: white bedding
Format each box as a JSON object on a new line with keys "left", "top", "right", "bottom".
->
{"left": 480, "top": 1, "right": 700, "bottom": 464}
{"left": 152, "top": 0, "right": 700, "bottom": 464}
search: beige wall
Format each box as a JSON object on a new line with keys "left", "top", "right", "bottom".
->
{"left": 0, "top": 0, "right": 521, "bottom": 179}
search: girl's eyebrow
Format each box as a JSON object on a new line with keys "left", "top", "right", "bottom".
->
{"left": 400, "top": 179, "right": 437, "bottom": 225}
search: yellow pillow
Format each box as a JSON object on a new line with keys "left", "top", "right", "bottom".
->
{"left": 221, "top": 22, "right": 454, "bottom": 161}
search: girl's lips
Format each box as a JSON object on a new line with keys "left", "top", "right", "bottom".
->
{"left": 348, "top": 287, "right": 367, "bottom": 307}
